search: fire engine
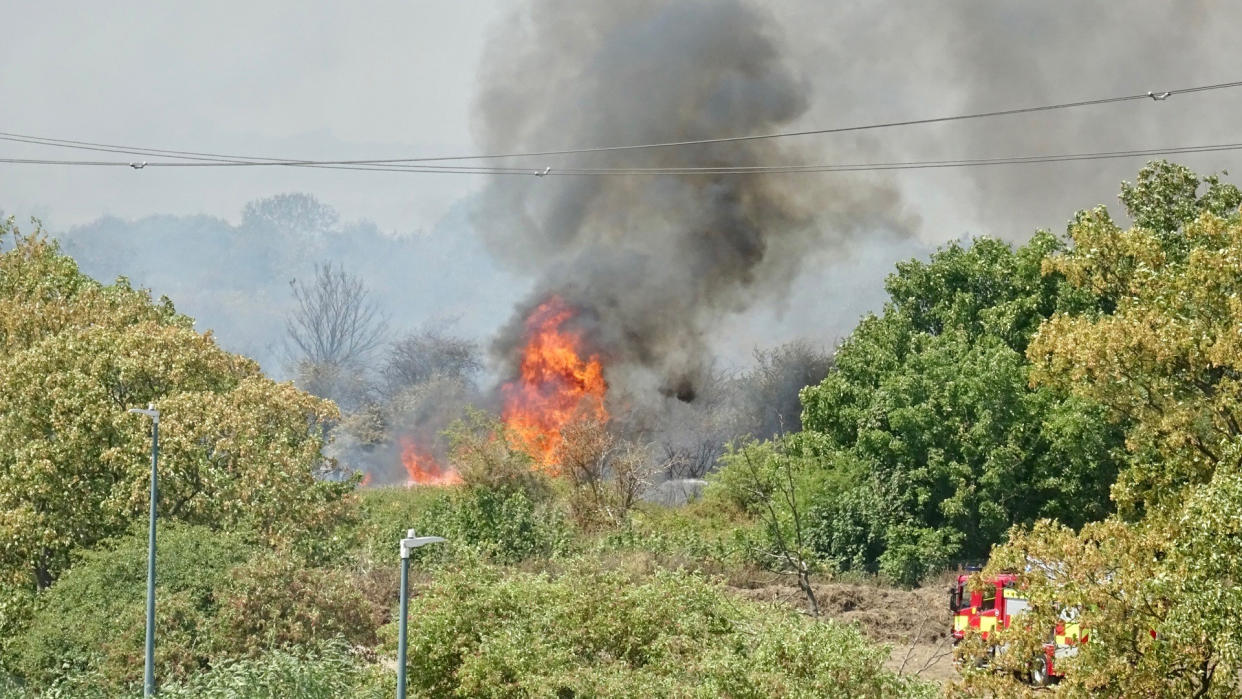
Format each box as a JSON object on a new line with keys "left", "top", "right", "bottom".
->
{"left": 949, "top": 572, "right": 1085, "bottom": 686}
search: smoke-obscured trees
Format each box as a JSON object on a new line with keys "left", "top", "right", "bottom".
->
{"left": 286, "top": 262, "right": 387, "bottom": 411}
{"left": 733, "top": 341, "right": 832, "bottom": 439}
{"left": 55, "top": 192, "right": 520, "bottom": 376}
{"left": 287, "top": 262, "right": 388, "bottom": 371}
{"left": 653, "top": 343, "right": 832, "bottom": 481}
{"left": 310, "top": 311, "right": 489, "bottom": 486}
{"left": 383, "top": 322, "right": 483, "bottom": 396}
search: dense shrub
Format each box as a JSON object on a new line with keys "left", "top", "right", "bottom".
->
{"left": 9, "top": 525, "right": 381, "bottom": 694}
{"left": 396, "top": 563, "right": 936, "bottom": 698}
{"left": 207, "top": 552, "right": 382, "bottom": 657}
{"left": 355, "top": 483, "right": 573, "bottom": 567}
{"left": 0, "top": 644, "right": 390, "bottom": 699}
{"left": 157, "top": 642, "right": 390, "bottom": 699}
{"left": 353, "top": 485, "right": 455, "bottom": 559}
{"left": 415, "top": 486, "right": 573, "bottom": 565}
{"left": 595, "top": 498, "right": 751, "bottom": 565}
{"left": 10, "top": 525, "right": 258, "bottom": 688}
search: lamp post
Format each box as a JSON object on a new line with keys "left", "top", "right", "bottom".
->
{"left": 127, "top": 403, "right": 160, "bottom": 698}
{"left": 397, "top": 529, "right": 445, "bottom": 699}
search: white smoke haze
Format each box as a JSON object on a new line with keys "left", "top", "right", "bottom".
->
{"left": 54, "top": 195, "right": 525, "bottom": 376}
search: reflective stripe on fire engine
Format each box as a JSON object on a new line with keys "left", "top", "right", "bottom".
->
{"left": 978, "top": 615, "right": 998, "bottom": 634}
{"left": 1054, "top": 623, "right": 1082, "bottom": 646}
{"left": 954, "top": 614, "right": 969, "bottom": 632}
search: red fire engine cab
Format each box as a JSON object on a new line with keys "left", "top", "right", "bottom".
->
{"left": 949, "top": 572, "right": 1084, "bottom": 686}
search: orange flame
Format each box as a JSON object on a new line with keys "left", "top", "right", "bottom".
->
{"left": 399, "top": 437, "right": 463, "bottom": 486}
{"left": 502, "top": 296, "right": 608, "bottom": 471}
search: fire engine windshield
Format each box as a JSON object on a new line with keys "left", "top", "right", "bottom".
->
{"left": 950, "top": 581, "right": 966, "bottom": 611}
{"left": 980, "top": 585, "right": 996, "bottom": 612}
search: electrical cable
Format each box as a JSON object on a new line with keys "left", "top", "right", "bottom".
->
{"left": 4, "top": 141, "right": 1242, "bottom": 175}
{"left": 1, "top": 79, "right": 1240, "bottom": 168}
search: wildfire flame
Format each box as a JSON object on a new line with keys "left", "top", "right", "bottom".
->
{"left": 502, "top": 296, "right": 608, "bottom": 471}
{"left": 399, "top": 436, "right": 463, "bottom": 486}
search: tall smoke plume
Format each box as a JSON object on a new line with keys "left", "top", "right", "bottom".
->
{"left": 472, "top": 0, "right": 913, "bottom": 415}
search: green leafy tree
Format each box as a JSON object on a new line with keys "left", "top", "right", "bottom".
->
{"left": 1030, "top": 166, "right": 1242, "bottom": 517}
{"left": 959, "top": 162, "right": 1242, "bottom": 695}
{"left": 793, "top": 233, "right": 1125, "bottom": 582}
{"left": 0, "top": 220, "right": 354, "bottom": 593}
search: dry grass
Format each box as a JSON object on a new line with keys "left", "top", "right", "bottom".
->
{"left": 728, "top": 573, "right": 957, "bottom": 683}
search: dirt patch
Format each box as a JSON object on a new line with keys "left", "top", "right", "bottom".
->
{"left": 729, "top": 576, "right": 956, "bottom": 684}
{"left": 732, "top": 579, "right": 949, "bottom": 642}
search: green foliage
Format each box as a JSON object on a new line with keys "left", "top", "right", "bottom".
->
{"left": 962, "top": 163, "right": 1242, "bottom": 695}
{"left": 396, "top": 563, "right": 936, "bottom": 698}
{"left": 354, "top": 481, "right": 572, "bottom": 567}
{"left": 342, "top": 410, "right": 574, "bottom": 566}
{"left": 0, "top": 218, "right": 187, "bottom": 357}
{"left": 8, "top": 525, "right": 380, "bottom": 694}
{"left": 0, "top": 221, "right": 355, "bottom": 592}
{"left": 0, "top": 644, "right": 390, "bottom": 699}
{"left": 874, "top": 523, "right": 960, "bottom": 589}
{"left": 1118, "top": 160, "right": 1241, "bottom": 243}
{"left": 0, "top": 587, "right": 34, "bottom": 675}
{"left": 157, "top": 642, "right": 390, "bottom": 699}
{"left": 10, "top": 525, "right": 258, "bottom": 689}
{"left": 353, "top": 485, "right": 456, "bottom": 559}
{"left": 415, "top": 486, "right": 573, "bottom": 565}
{"left": 710, "top": 439, "right": 825, "bottom": 611}
{"left": 1032, "top": 190, "right": 1242, "bottom": 516}
{"left": 600, "top": 498, "right": 753, "bottom": 565}
{"left": 207, "top": 552, "right": 381, "bottom": 657}
{"left": 445, "top": 408, "right": 549, "bottom": 499}
{"left": 793, "top": 232, "right": 1125, "bottom": 583}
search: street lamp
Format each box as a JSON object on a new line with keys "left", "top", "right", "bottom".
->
{"left": 397, "top": 528, "right": 445, "bottom": 699}
{"left": 127, "top": 403, "right": 160, "bottom": 698}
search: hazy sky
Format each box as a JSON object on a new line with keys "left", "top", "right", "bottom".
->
{"left": 4, "top": 1, "right": 1242, "bottom": 373}
{"left": 2, "top": 0, "right": 505, "bottom": 230}
{"left": 6, "top": 1, "right": 1241, "bottom": 237}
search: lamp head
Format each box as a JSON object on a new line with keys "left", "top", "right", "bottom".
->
{"left": 400, "top": 529, "right": 447, "bottom": 558}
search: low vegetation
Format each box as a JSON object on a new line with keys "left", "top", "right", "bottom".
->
{"left": 2, "top": 161, "right": 1240, "bottom": 696}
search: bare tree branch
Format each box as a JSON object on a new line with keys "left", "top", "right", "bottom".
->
{"left": 286, "top": 262, "right": 388, "bottom": 370}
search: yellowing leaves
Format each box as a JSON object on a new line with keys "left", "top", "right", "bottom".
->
{"left": 0, "top": 220, "right": 353, "bottom": 591}
{"left": 963, "top": 163, "right": 1242, "bottom": 696}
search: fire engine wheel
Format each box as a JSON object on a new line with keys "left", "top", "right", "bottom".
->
{"left": 1030, "top": 656, "right": 1051, "bottom": 687}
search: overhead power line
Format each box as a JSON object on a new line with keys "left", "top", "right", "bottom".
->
{"left": 4, "top": 141, "right": 1242, "bottom": 176}
{"left": 1, "top": 79, "right": 1240, "bottom": 169}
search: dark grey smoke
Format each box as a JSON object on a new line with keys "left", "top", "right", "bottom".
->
{"left": 473, "top": 0, "right": 915, "bottom": 411}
